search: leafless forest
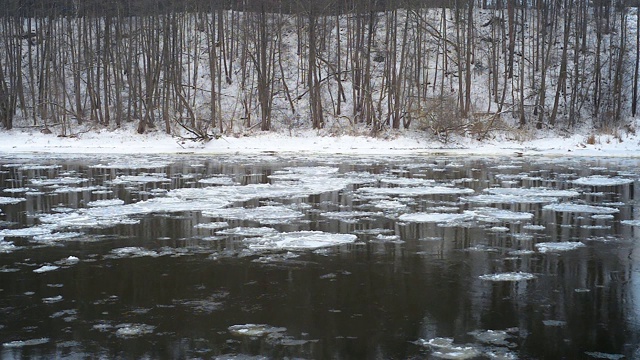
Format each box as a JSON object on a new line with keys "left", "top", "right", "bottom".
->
{"left": 0, "top": 0, "right": 639, "bottom": 139}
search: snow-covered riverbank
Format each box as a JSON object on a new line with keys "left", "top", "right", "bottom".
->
{"left": 0, "top": 127, "right": 639, "bottom": 158}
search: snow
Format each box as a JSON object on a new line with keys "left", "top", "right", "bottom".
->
{"left": 0, "top": 125, "right": 638, "bottom": 157}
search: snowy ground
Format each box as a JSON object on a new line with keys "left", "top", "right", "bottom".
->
{"left": 0, "top": 125, "right": 639, "bottom": 157}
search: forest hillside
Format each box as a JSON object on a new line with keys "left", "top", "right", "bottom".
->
{"left": 0, "top": 1, "right": 639, "bottom": 143}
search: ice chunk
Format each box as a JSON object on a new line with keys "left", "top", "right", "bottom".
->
{"left": 33, "top": 265, "right": 59, "bottom": 273}
{"left": 246, "top": 231, "right": 357, "bottom": 251}
{"left": 42, "top": 295, "right": 63, "bottom": 303}
{"left": 30, "top": 177, "right": 87, "bottom": 186}
{"left": 86, "top": 199, "right": 125, "bottom": 207}
{"left": 371, "top": 200, "right": 408, "bottom": 210}
{"left": 228, "top": 324, "right": 286, "bottom": 337}
{"left": 415, "top": 337, "right": 482, "bottom": 359}
{"left": 32, "top": 232, "right": 83, "bottom": 243}
{"left": 621, "top": 220, "right": 640, "bottom": 226}
{"left": 469, "top": 329, "right": 515, "bottom": 346}
{"left": 543, "top": 204, "right": 619, "bottom": 214}
{"left": 57, "top": 256, "right": 80, "bottom": 265}
{"left": 489, "top": 226, "right": 510, "bottom": 233}
{"left": 462, "top": 194, "right": 558, "bottom": 204}
{"left": 203, "top": 206, "right": 304, "bottom": 224}
{"left": 0, "top": 240, "right": 17, "bottom": 253}
{"left": 379, "top": 177, "right": 436, "bottom": 186}
{"left": 198, "top": 176, "right": 236, "bottom": 186}
{"left": 543, "top": 320, "right": 566, "bottom": 327}
{"left": 485, "top": 187, "right": 580, "bottom": 197}
{"left": 217, "top": 227, "right": 278, "bottom": 237}
{"left": 572, "top": 176, "right": 633, "bottom": 186}
{"left": 592, "top": 214, "right": 614, "bottom": 220}
{"left": 320, "top": 211, "right": 382, "bottom": 221}
{"left": 0, "top": 226, "right": 52, "bottom": 237}
{"left": 115, "top": 323, "right": 155, "bottom": 338}
{"left": 2, "top": 338, "right": 49, "bottom": 348}
{"left": 359, "top": 186, "right": 474, "bottom": 196}
{"left": 523, "top": 224, "right": 546, "bottom": 231}
{"left": 109, "top": 174, "right": 170, "bottom": 184}
{"left": 584, "top": 352, "right": 625, "bottom": 359}
{"left": 466, "top": 207, "right": 534, "bottom": 222}
{"left": 106, "top": 247, "right": 159, "bottom": 259}
{"left": 3, "top": 187, "right": 36, "bottom": 193}
{"left": 398, "top": 212, "right": 474, "bottom": 223}
{"left": 535, "top": 241, "right": 585, "bottom": 253}
{"left": 0, "top": 196, "right": 26, "bottom": 205}
{"left": 194, "top": 221, "right": 229, "bottom": 230}
{"left": 479, "top": 272, "right": 536, "bottom": 281}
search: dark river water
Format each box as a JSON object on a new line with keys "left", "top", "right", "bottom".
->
{"left": 0, "top": 153, "right": 639, "bottom": 359}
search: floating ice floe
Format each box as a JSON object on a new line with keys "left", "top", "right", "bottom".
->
{"left": 216, "top": 227, "right": 278, "bottom": 236}
{"left": 464, "top": 187, "right": 578, "bottom": 205}
{"left": 0, "top": 240, "right": 17, "bottom": 253}
{"left": 109, "top": 174, "right": 170, "bottom": 184}
{"left": 32, "top": 232, "right": 83, "bottom": 243}
{"left": 2, "top": 338, "right": 50, "bottom": 348}
{"left": 522, "top": 224, "right": 546, "bottom": 231}
{"left": 198, "top": 176, "right": 236, "bottom": 186}
{"left": 398, "top": 212, "right": 474, "bottom": 224}
{"left": 194, "top": 221, "right": 229, "bottom": 230}
{"left": 535, "top": 241, "right": 586, "bottom": 253}
{"left": 0, "top": 196, "right": 26, "bottom": 205}
{"left": 105, "top": 247, "right": 160, "bottom": 259}
{"left": 30, "top": 177, "right": 87, "bottom": 186}
{"left": 469, "top": 328, "right": 517, "bottom": 347}
{"left": 489, "top": 226, "right": 510, "bottom": 233}
{"left": 358, "top": 186, "right": 474, "bottom": 196}
{"left": 320, "top": 211, "right": 382, "bottom": 222}
{"left": 543, "top": 203, "right": 619, "bottom": 214}
{"left": 203, "top": 206, "right": 304, "bottom": 225}
{"left": 621, "top": 220, "right": 640, "bottom": 226}
{"left": 0, "top": 226, "right": 53, "bottom": 237}
{"left": 245, "top": 231, "right": 357, "bottom": 251}
{"left": 3, "top": 188, "right": 35, "bottom": 194}
{"left": 466, "top": 207, "right": 534, "bottom": 222}
{"left": 584, "top": 351, "right": 625, "bottom": 359}
{"left": 572, "top": 176, "right": 634, "bottom": 187}
{"left": 542, "top": 320, "right": 566, "bottom": 327}
{"left": 57, "top": 256, "right": 80, "bottom": 265}
{"left": 415, "top": 337, "right": 482, "bottom": 359}
{"left": 42, "top": 295, "right": 63, "bottom": 304}
{"left": 90, "top": 160, "right": 171, "bottom": 169}
{"left": 592, "top": 214, "right": 615, "bottom": 220}
{"left": 371, "top": 234, "right": 403, "bottom": 243}
{"left": 53, "top": 185, "right": 106, "bottom": 194}
{"left": 115, "top": 323, "right": 156, "bottom": 338}
{"left": 479, "top": 272, "right": 536, "bottom": 281}
{"left": 33, "top": 265, "right": 59, "bottom": 273}
{"left": 228, "top": 324, "right": 286, "bottom": 337}
{"left": 379, "top": 177, "right": 436, "bottom": 186}
{"left": 86, "top": 199, "right": 125, "bottom": 207}
{"left": 371, "top": 199, "right": 408, "bottom": 210}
